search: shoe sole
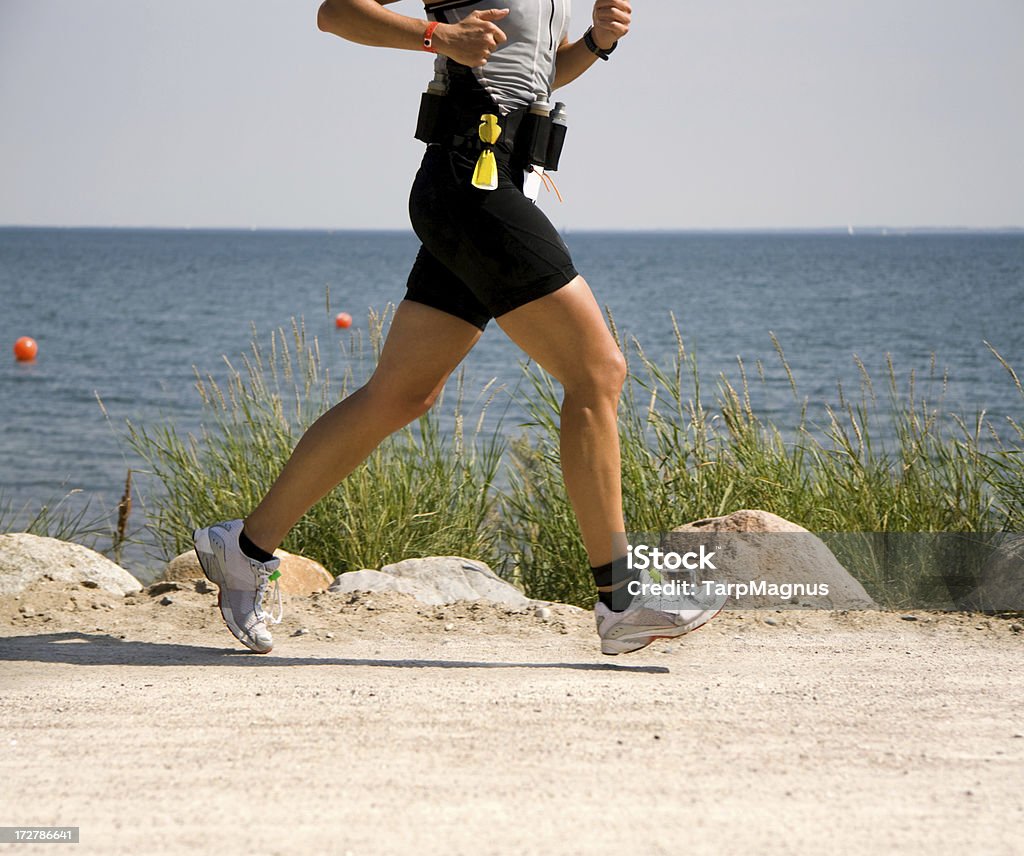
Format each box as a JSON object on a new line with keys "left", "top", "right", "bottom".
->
{"left": 193, "top": 528, "right": 273, "bottom": 655}
{"left": 601, "top": 604, "right": 725, "bottom": 656}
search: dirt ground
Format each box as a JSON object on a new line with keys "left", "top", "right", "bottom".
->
{"left": 1, "top": 578, "right": 1021, "bottom": 855}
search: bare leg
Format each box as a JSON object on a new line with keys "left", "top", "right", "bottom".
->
{"left": 243, "top": 300, "right": 483, "bottom": 552}
{"left": 496, "top": 276, "right": 628, "bottom": 567}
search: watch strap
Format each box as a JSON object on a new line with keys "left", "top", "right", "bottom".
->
{"left": 583, "top": 26, "right": 617, "bottom": 61}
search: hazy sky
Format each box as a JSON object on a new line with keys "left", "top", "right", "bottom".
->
{"left": 1, "top": 0, "right": 1021, "bottom": 229}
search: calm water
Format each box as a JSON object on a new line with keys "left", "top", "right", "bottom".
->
{"left": 1, "top": 228, "right": 1022, "bottom": 575}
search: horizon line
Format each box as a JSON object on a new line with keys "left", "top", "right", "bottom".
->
{"left": 2, "top": 224, "right": 1023, "bottom": 235}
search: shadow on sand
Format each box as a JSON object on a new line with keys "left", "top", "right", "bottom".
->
{"left": 0, "top": 632, "right": 670, "bottom": 674}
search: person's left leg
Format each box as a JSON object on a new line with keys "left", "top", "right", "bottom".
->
{"left": 496, "top": 275, "right": 725, "bottom": 654}
{"left": 407, "top": 143, "right": 722, "bottom": 651}
{"left": 494, "top": 274, "right": 627, "bottom": 568}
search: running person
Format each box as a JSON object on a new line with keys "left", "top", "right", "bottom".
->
{"left": 192, "top": 0, "right": 722, "bottom": 655}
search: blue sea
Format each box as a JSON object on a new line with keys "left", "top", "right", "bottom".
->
{"left": 1, "top": 228, "right": 1022, "bottom": 577}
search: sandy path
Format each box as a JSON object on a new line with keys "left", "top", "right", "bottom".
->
{"left": 0, "top": 583, "right": 1021, "bottom": 855}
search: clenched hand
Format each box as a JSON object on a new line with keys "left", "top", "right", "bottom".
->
{"left": 591, "top": 0, "right": 631, "bottom": 50}
{"left": 436, "top": 8, "right": 510, "bottom": 67}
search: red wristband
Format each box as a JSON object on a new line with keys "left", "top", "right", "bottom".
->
{"left": 423, "top": 21, "right": 440, "bottom": 53}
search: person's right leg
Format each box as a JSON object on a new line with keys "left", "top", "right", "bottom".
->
{"left": 193, "top": 299, "right": 483, "bottom": 652}
{"left": 243, "top": 299, "right": 484, "bottom": 553}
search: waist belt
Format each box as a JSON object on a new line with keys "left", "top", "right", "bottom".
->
{"left": 415, "top": 94, "right": 567, "bottom": 175}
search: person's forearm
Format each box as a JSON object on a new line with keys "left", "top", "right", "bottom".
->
{"left": 317, "top": 1, "right": 506, "bottom": 68}
{"left": 317, "top": 0, "right": 426, "bottom": 51}
{"left": 553, "top": 38, "right": 601, "bottom": 89}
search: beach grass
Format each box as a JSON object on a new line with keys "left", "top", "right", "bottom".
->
{"left": 117, "top": 308, "right": 1022, "bottom": 609}
{"left": 125, "top": 309, "right": 506, "bottom": 576}
{"left": 0, "top": 488, "right": 113, "bottom": 548}
{"left": 503, "top": 314, "right": 1021, "bottom": 608}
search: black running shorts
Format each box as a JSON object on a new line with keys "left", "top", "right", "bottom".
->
{"left": 404, "top": 144, "right": 579, "bottom": 331}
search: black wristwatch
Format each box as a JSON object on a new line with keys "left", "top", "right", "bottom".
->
{"left": 583, "top": 26, "right": 617, "bottom": 61}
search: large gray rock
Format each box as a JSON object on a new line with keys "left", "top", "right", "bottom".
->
{"left": 663, "top": 510, "right": 877, "bottom": 609}
{"left": 0, "top": 533, "right": 142, "bottom": 597}
{"left": 959, "top": 535, "right": 1024, "bottom": 611}
{"left": 328, "top": 569, "right": 440, "bottom": 603}
{"left": 329, "top": 556, "right": 530, "bottom": 607}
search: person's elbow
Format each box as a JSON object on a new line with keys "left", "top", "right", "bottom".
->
{"left": 317, "top": 1, "right": 344, "bottom": 35}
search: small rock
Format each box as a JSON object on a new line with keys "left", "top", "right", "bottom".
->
{"left": 325, "top": 632, "right": 334, "bottom": 640}
{"left": 19, "top": 607, "right": 35, "bottom": 618}
{"left": 444, "top": 622, "right": 455, "bottom": 632}
{"left": 80, "top": 579, "right": 100, "bottom": 589}
{"left": 159, "top": 596, "right": 174, "bottom": 606}
{"left": 1009, "top": 623, "right": 1022, "bottom": 633}
{"left": 534, "top": 606, "right": 552, "bottom": 620}
{"left": 194, "top": 580, "right": 216, "bottom": 595}
{"left": 292, "top": 628, "right": 310, "bottom": 637}
{"left": 764, "top": 617, "right": 777, "bottom": 626}
{"left": 148, "top": 581, "right": 182, "bottom": 597}
{"left": 166, "top": 548, "right": 332, "bottom": 594}
{"left": 329, "top": 557, "right": 530, "bottom": 608}
{"left": 900, "top": 615, "right": 919, "bottom": 622}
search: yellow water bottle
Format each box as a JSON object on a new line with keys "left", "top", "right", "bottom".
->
{"left": 471, "top": 114, "right": 502, "bottom": 191}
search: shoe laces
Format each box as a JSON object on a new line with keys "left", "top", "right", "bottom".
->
{"left": 253, "top": 561, "right": 283, "bottom": 625}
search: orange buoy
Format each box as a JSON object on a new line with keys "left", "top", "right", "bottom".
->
{"left": 334, "top": 312, "right": 352, "bottom": 329}
{"left": 13, "top": 336, "right": 38, "bottom": 362}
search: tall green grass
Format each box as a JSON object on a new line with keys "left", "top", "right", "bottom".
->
{"left": 502, "top": 315, "right": 1021, "bottom": 608}
{"left": 983, "top": 343, "right": 1024, "bottom": 532}
{"left": 0, "top": 488, "right": 112, "bottom": 547}
{"left": 126, "top": 309, "right": 505, "bottom": 575}
{"left": 123, "top": 308, "right": 1023, "bottom": 609}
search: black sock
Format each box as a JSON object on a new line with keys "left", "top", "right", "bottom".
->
{"left": 591, "top": 558, "right": 636, "bottom": 613}
{"left": 239, "top": 528, "right": 276, "bottom": 563}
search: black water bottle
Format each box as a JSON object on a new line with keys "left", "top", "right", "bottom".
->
{"left": 544, "top": 102, "right": 568, "bottom": 170}
{"left": 415, "top": 71, "right": 449, "bottom": 144}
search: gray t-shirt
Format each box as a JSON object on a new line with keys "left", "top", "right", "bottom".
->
{"left": 426, "top": 0, "right": 571, "bottom": 110}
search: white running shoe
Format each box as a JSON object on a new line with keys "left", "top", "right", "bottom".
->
{"left": 192, "top": 519, "right": 282, "bottom": 654}
{"left": 594, "top": 599, "right": 724, "bottom": 656}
